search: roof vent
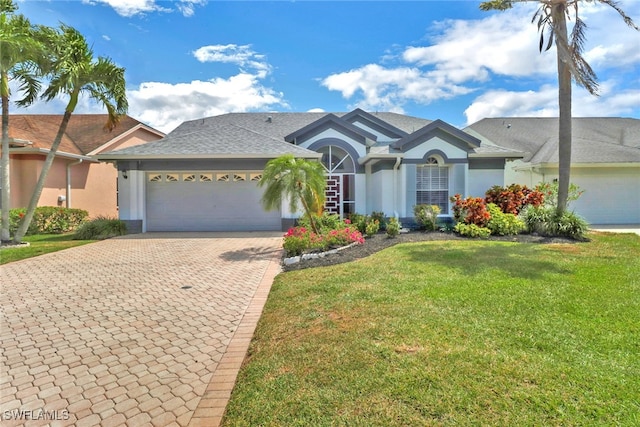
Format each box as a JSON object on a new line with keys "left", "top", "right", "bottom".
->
{"left": 266, "top": 116, "right": 272, "bottom": 123}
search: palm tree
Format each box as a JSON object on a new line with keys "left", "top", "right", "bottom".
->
{"left": 259, "top": 154, "right": 327, "bottom": 235}
{"left": 13, "top": 24, "right": 128, "bottom": 243}
{"left": 480, "top": 0, "right": 637, "bottom": 214}
{"left": 0, "top": 0, "right": 42, "bottom": 242}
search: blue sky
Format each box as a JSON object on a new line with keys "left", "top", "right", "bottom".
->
{"left": 15, "top": 0, "right": 640, "bottom": 133}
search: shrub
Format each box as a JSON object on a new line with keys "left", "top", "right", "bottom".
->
{"left": 454, "top": 223, "right": 491, "bottom": 238}
{"left": 282, "top": 221, "right": 365, "bottom": 257}
{"left": 549, "top": 211, "right": 589, "bottom": 240}
{"left": 370, "top": 211, "right": 387, "bottom": 230}
{"left": 299, "top": 212, "right": 343, "bottom": 233}
{"left": 486, "top": 203, "right": 525, "bottom": 236}
{"left": 520, "top": 205, "right": 589, "bottom": 240}
{"left": 386, "top": 217, "right": 400, "bottom": 238}
{"left": 451, "top": 194, "right": 490, "bottom": 227}
{"left": 73, "top": 216, "right": 127, "bottom": 240}
{"left": 323, "top": 226, "right": 365, "bottom": 248}
{"left": 348, "top": 213, "right": 368, "bottom": 234}
{"left": 365, "top": 219, "right": 380, "bottom": 237}
{"left": 1, "top": 206, "right": 88, "bottom": 235}
{"left": 520, "top": 205, "right": 552, "bottom": 235}
{"left": 413, "top": 204, "right": 441, "bottom": 231}
{"left": 283, "top": 227, "right": 316, "bottom": 257}
{"left": 535, "top": 181, "right": 584, "bottom": 209}
{"left": 485, "top": 184, "right": 544, "bottom": 215}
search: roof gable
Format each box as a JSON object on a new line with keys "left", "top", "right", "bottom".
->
{"left": 284, "top": 113, "right": 377, "bottom": 145}
{"left": 341, "top": 108, "right": 408, "bottom": 140}
{"left": 392, "top": 119, "right": 481, "bottom": 152}
{"left": 8, "top": 114, "right": 163, "bottom": 156}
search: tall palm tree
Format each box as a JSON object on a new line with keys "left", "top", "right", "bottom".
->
{"left": 480, "top": 0, "right": 637, "bottom": 214}
{"left": 0, "top": 0, "right": 42, "bottom": 242}
{"left": 13, "top": 24, "right": 128, "bottom": 243}
{"left": 259, "top": 154, "right": 326, "bottom": 235}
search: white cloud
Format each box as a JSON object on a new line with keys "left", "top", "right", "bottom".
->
{"left": 321, "top": 1, "right": 639, "bottom": 117}
{"left": 321, "top": 63, "right": 472, "bottom": 113}
{"left": 82, "top": 0, "right": 205, "bottom": 17}
{"left": 127, "top": 74, "right": 286, "bottom": 132}
{"left": 177, "top": 0, "right": 207, "bottom": 18}
{"left": 192, "top": 44, "right": 270, "bottom": 76}
{"left": 464, "top": 80, "right": 640, "bottom": 125}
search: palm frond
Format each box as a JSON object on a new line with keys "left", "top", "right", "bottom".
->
{"left": 569, "top": 16, "right": 598, "bottom": 95}
{"left": 598, "top": 0, "right": 639, "bottom": 30}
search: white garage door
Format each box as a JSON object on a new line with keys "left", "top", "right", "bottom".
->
{"left": 571, "top": 168, "right": 640, "bottom": 225}
{"left": 145, "top": 172, "right": 281, "bottom": 232}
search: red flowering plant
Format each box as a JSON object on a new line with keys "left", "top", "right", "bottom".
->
{"left": 283, "top": 215, "right": 364, "bottom": 257}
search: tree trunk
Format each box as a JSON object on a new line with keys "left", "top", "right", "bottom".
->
{"left": 1, "top": 72, "right": 10, "bottom": 242}
{"left": 553, "top": 2, "right": 572, "bottom": 215}
{"left": 13, "top": 110, "right": 73, "bottom": 242}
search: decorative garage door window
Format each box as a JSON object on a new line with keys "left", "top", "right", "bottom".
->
{"left": 417, "top": 157, "right": 449, "bottom": 213}
{"left": 318, "top": 145, "right": 355, "bottom": 217}
{"left": 147, "top": 172, "right": 260, "bottom": 183}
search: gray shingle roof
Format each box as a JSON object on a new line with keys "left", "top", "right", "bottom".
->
{"left": 465, "top": 118, "right": 640, "bottom": 164}
{"left": 100, "top": 112, "right": 432, "bottom": 159}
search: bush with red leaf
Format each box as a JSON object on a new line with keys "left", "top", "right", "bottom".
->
{"left": 450, "top": 194, "right": 491, "bottom": 227}
{"left": 485, "top": 184, "right": 544, "bottom": 215}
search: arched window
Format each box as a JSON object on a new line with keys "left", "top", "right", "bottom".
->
{"left": 318, "top": 145, "right": 355, "bottom": 173}
{"left": 417, "top": 156, "right": 449, "bottom": 213}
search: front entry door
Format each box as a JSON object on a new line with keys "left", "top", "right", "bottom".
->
{"left": 318, "top": 145, "right": 356, "bottom": 218}
{"left": 325, "top": 174, "right": 355, "bottom": 217}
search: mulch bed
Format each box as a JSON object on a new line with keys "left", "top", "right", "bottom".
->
{"left": 282, "top": 231, "right": 583, "bottom": 271}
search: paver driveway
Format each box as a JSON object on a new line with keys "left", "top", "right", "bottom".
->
{"left": 0, "top": 232, "right": 283, "bottom": 427}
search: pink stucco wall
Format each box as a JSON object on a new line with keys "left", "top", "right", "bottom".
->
{"left": 9, "top": 127, "right": 162, "bottom": 217}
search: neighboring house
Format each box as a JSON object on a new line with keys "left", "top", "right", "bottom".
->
{"left": 466, "top": 118, "right": 640, "bottom": 225}
{"left": 98, "top": 109, "right": 524, "bottom": 232}
{"left": 3, "top": 115, "right": 165, "bottom": 218}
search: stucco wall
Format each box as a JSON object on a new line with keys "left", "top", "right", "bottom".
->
{"left": 9, "top": 127, "right": 163, "bottom": 218}
{"left": 468, "top": 169, "right": 504, "bottom": 198}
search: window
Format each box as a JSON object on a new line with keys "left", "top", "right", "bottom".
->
{"left": 183, "top": 174, "right": 196, "bottom": 182}
{"left": 216, "top": 173, "right": 229, "bottom": 182}
{"left": 165, "top": 174, "right": 179, "bottom": 182}
{"left": 148, "top": 174, "right": 162, "bottom": 182}
{"left": 233, "top": 173, "right": 246, "bottom": 182}
{"left": 417, "top": 157, "right": 449, "bottom": 213}
{"left": 199, "top": 174, "right": 213, "bottom": 182}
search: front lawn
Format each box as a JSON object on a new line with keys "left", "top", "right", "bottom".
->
{"left": 223, "top": 233, "right": 640, "bottom": 426}
{"left": 0, "top": 234, "right": 95, "bottom": 264}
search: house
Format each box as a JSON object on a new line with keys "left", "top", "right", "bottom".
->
{"left": 98, "top": 109, "right": 524, "bottom": 233}
{"left": 3, "top": 115, "right": 165, "bottom": 217}
{"left": 465, "top": 118, "right": 640, "bottom": 225}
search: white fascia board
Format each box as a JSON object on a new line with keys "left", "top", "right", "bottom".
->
{"left": 10, "top": 147, "right": 97, "bottom": 162}
{"left": 528, "top": 162, "right": 640, "bottom": 170}
{"left": 96, "top": 152, "right": 323, "bottom": 161}
{"left": 469, "top": 152, "right": 525, "bottom": 159}
{"left": 87, "top": 124, "right": 167, "bottom": 156}
{"left": 358, "top": 153, "right": 403, "bottom": 165}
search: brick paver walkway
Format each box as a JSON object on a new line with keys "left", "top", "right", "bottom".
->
{"left": 0, "top": 232, "right": 282, "bottom": 427}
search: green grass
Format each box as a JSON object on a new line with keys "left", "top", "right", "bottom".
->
{"left": 0, "top": 234, "right": 95, "bottom": 265}
{"left": 223, "top": 233, "right": 640, "bottom": 426}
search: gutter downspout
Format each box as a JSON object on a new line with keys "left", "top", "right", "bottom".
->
{"left": 393, "top": 156, "right": 402, "bottom": 218}
{"left": 66, "top": 159, "right": 83, "bottom": 208}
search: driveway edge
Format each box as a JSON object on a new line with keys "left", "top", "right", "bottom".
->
{"left": 187, "top": 249, "right": 283, "bottom": 427}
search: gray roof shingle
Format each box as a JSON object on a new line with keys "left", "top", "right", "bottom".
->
{"left": 101, "top": 112, "right": 432, "bottom": 159}
{"left": 465, "top": 117, "right": 640, "bottom": 164}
